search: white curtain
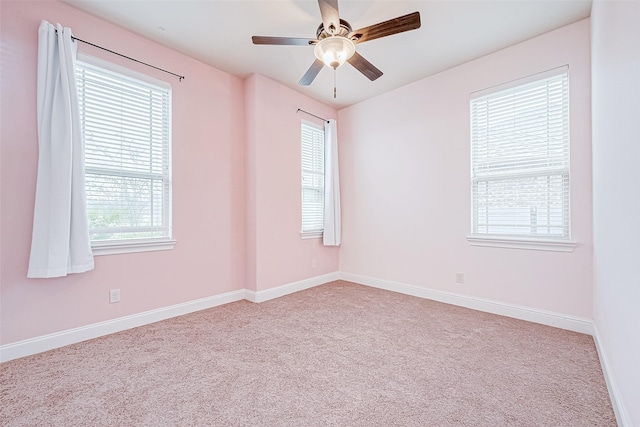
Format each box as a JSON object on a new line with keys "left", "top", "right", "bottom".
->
{"left": 28, "top": 21, "right": 94, "bottom": 278}
{"left": 323, "top": 119, "right": 341, "bottom": 246}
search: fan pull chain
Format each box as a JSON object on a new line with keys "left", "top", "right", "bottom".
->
{"left": 333, "top": 68, "right": 337, "bottom": 99}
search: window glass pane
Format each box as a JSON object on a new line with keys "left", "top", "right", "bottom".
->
{"left": 77, "top": 60, "right": 172, "bottom": 243}
{"left": 470, "top": 71, "right": 569, "bottom": 240}
{"left": 301, "top": 122, "right": 325, "bottom": 233}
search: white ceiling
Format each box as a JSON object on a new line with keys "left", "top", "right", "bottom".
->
{"left": 62, "top": 0, "right": 592, "bottom": 109}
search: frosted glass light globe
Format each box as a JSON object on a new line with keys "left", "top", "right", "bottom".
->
{"left": 314, "top": 36, "right": 356, "bottom": 69}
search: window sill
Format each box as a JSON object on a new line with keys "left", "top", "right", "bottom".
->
{"left": 301, "top": 231, "right": 323, "bottom": 240}
{"left": 92, "top": 239, "right": 177, "bottom": 256}
{"left": 467, "top": 236, "right": 576, "bottom": 252}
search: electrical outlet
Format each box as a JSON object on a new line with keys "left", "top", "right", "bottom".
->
{"left": 109, "top": 289, "right": 121, "bottom": 303}
{"left": 455, "top": 273, "right": 464, "bottom": 284}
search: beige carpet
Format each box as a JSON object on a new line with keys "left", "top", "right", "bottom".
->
{"left": 1, "top": 281, "right": 615, "bottom": 426}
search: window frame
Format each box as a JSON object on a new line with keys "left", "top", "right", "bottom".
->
{"left": 76, "top": 53, "right": 176, "bottom": 256}
{"left": 300, "top": 120, "right": 325, "bottom": 239}
{"left": 467, "top": 66, "right": 576, "bottom": 252}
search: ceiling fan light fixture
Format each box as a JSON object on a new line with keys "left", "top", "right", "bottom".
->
{"left": 314, "top": 36, "right": 355, "bottom": 69}
{"left": 253, "top": 2, "right": 422, "bottom": 87}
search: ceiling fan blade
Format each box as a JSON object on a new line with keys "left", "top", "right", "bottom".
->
{"left": 318, "top": 0, "right": 340, "bottom": 34}
{"left": 347, "top": 52, "right": 383, "bottom": 81}
{"left": 252, "top": 36, "right": 316, "bottom": 46}
{"left": 299, "top": 59, "right": 325, "bottom": 86}
{"left": 349, "top": 11, "right": 421, "bottom": 44}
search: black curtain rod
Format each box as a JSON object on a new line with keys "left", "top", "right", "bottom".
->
{"left": 72, "top": 36, "right": 185, "bottom": 81}
{"left": 297, "top": 108, "right": 329, "bottom": 123}
{"left": 56, "top": 30, "right": 185, "bottom": 81}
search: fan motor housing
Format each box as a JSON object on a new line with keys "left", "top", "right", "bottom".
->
{"left": 316, "top": 19, "right": 353, "bottom": 40}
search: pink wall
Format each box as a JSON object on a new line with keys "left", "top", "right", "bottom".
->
{"left": 338, "top": 19, "right": 593, "bottom": 318}
{"left": 245, "top": 74, "right": 339, "bottom": 291}
{"left": 0, "top": 1, "right": 246, "bottom": 344}
{"left": 0, "top": 1, "right": 340, "bottom": 346}
{"left": 591, "top": 1, "right": 640, "bottom": 424}
{"left": 0, "top": 0, "right": 598, "bottom": 352}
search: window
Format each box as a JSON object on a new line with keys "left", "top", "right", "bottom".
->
{"left": 76, "top": 55, "right": 174, "bottom": 254}
{"left": 470, "top": 67, "right": 573, "bottom": 250}
{"left": 301, "top": 121, "right": 325, "bottom": 237}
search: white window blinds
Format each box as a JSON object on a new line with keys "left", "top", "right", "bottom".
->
{"left": 76, "top": 58, "right": 172, "bottom": 243}
{"left": 470, "top": 69, "right": 570, "bottom": 240}
{"left": 301, "top": 122, "right": 325, "bottom": 234}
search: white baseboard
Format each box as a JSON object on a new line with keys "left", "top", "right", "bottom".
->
{"left": 339, "top": 272, "right": 594, "bottom": 335}
{"left": 0, "top": 289, "right": 246, "bottom": 363}
{"left": 593, "top": 324, "right": 630, "bottom": 427}
{"left": 1, "top": 272, "right": 340, "bottom": 363}
{"left": 244, "top": 271, "right": 340, "bottom": 303}
{"left": 0, "top": 271, "right": 593, "bottom": 362}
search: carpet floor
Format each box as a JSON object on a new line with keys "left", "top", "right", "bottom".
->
{"left": 1, "top": 281, "right": 616, "bottom": 426}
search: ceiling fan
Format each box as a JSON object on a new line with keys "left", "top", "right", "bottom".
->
{"left": 252, "top": 0, "right": 421, "bottom": 91}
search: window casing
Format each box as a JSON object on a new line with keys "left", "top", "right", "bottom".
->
{"left": 76, "top": 55, "right": 174, "bottom": 254}
{"left": 301, "top": 121, "right": 325, "bottom": 237}
{"left": 470, "top": 67, "right": 573, "bottom": 250}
